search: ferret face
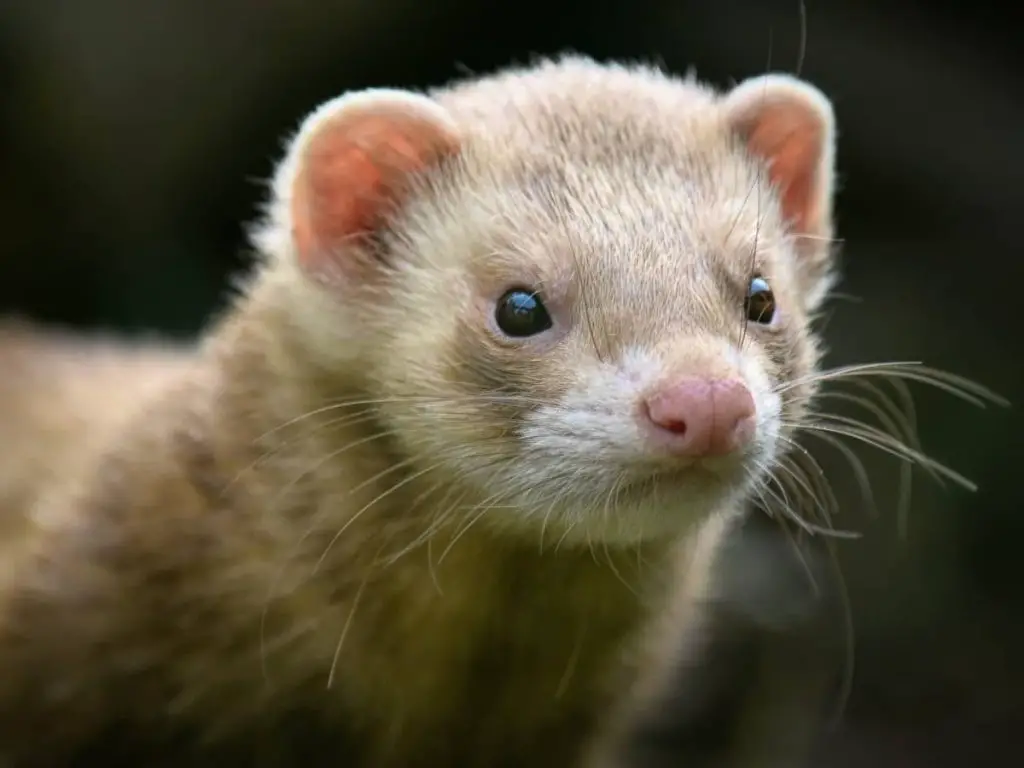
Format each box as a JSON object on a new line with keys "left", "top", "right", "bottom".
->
{"left": 265, "top": 57, "right": 837, "bottom": 545}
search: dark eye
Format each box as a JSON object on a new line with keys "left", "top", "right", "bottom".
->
{"left": 495, "top": 288, "right": 553, "bottom": 338}
{"left": 745, "top": 276, "right": 776, "bottom": 324}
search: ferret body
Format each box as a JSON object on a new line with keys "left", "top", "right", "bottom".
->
{"left": 0, "top": 323, "right": 191, "bottom": 551}
{"left": 0, "top": 56, "right": 841, "bottom": 766}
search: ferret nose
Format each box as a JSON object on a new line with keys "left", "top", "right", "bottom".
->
{"left": 642, "top": 377, "right": 757, "bottom": 457}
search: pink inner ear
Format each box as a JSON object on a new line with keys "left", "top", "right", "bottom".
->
{"left": 744, "top": 105, "right": 823, "bottom": 234}
{"left": 291, "top": 113, "right": 458, "bottom": 273}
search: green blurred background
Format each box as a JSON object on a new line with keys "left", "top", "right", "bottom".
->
{"left": 0, "top": 1, "right": 1020, "bottom": 765}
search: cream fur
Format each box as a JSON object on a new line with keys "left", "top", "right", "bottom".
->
{"left": 0, "top": 54, "right": 838, "bottom": 766}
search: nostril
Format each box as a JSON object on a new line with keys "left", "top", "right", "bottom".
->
{"left": 658, "top": 418, "right": 688, "bottom": 435}
{"left": 643, "top": 376, "right": 756, "bottom": 457}
{"left": 642, "top": 399, "right": 690, "bottom": 436}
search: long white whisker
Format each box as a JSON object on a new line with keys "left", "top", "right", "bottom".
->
{"left": 312, "top": 459, "right": 444, "bottom": 575}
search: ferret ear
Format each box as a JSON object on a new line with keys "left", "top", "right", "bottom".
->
{"left": 722, "top": 75, "right": 837, "bottom": 309}
{"left": 270, "top": 89, "right": 461, "bottom": 281}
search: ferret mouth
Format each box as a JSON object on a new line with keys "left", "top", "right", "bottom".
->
{"left": 617, "top": 456, "right": 748, "bottom": 497}
{"left": 640, "top": 452, "right": 748, "bottom": 481}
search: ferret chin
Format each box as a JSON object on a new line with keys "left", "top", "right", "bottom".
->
{"left": 0, "top": 54, "right": 843, "bottom": 766}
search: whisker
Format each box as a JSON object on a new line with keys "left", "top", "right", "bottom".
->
{"left": 554, "top": 521, "right": 581, "bottom": 552}
{"left": 600, "top": 476, "right": 639, "bottom": 597}
{"left": 256, "top": 402, "right": 373, "bottom": 442}
{"left": 818, "top": 385, "right": 920, "bottom": 527}
{"left": 375, "top": 480, "right": 459, "bottom": 572}
{"left": 776, "top": 361, "right": 1007, "bottom": 409}
{"left": 791, "top": 429, "right": 877, "bottom": 519}
{"left": 312, "top": 458, "right": 445, "bottom": 575}
{"left": 775, "top": 435, "right": 842, "bottom": 520}
{"left": 436, "top": 488, "right": 514, "bottom": 566}
{"left": 786, "top": 418, "right": 977, "bottom": 490}
{"left": 255, "top": 390, "right": 559, "bottom": 445}
{"left": 753, "top": 466, "right": 856, "bottom": 538}
{"left": 794, "top": 0, "right": 808, "bottom": 77}
{"left": 538, "top": 492, "right": 563, "bottom": 554}
{"left": 770, "top": 459, "right": 833, "bottom": 530}
{"left": 823, "top": 532, "right": 856, "bottom": 731}
{"left": 259, "top": 427, "right": 406, "bottom": 681}
{"left": 229, "top": 411, "right": 380, "bottom": 494}
{"left": 426, "top": 487, "right": 472, "bottom": 592}
{"left": 326, "top": 570, "right": 370, "bottom": 689}
{"left": 808, "top": 375, "right": 935, "bottom": 535}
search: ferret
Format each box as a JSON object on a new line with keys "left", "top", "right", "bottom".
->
{"left": 0, "top": 54, "right": 848, "bottom": 766}
{"left": 0, "top": 322, "right": 190, "bottom": 540}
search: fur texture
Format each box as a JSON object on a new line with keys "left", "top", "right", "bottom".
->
{"left": 0, "top": 55, "right": 838, "bottom": 766}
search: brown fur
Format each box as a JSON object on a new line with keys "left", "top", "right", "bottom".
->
{"left": 0, "top": 56, "right": 837, "bottom": 766}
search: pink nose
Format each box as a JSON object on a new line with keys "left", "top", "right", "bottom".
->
{"left": 642, "top": 377, "right": 757, "bottom": 457}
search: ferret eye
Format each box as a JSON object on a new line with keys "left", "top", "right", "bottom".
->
{"left": 495, "top": 288, "right": 553, "bottom": 338}
{"left": 745, "top": 276, "right": 776, "bottom": 324}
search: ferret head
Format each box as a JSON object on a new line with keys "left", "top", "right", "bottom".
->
{"left": 253, "top": 56, "right": 838, "bottom": 546}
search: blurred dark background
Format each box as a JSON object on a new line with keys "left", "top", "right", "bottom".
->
{"left": 0, "top": 1, "right": 1020, "bottom": 766}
